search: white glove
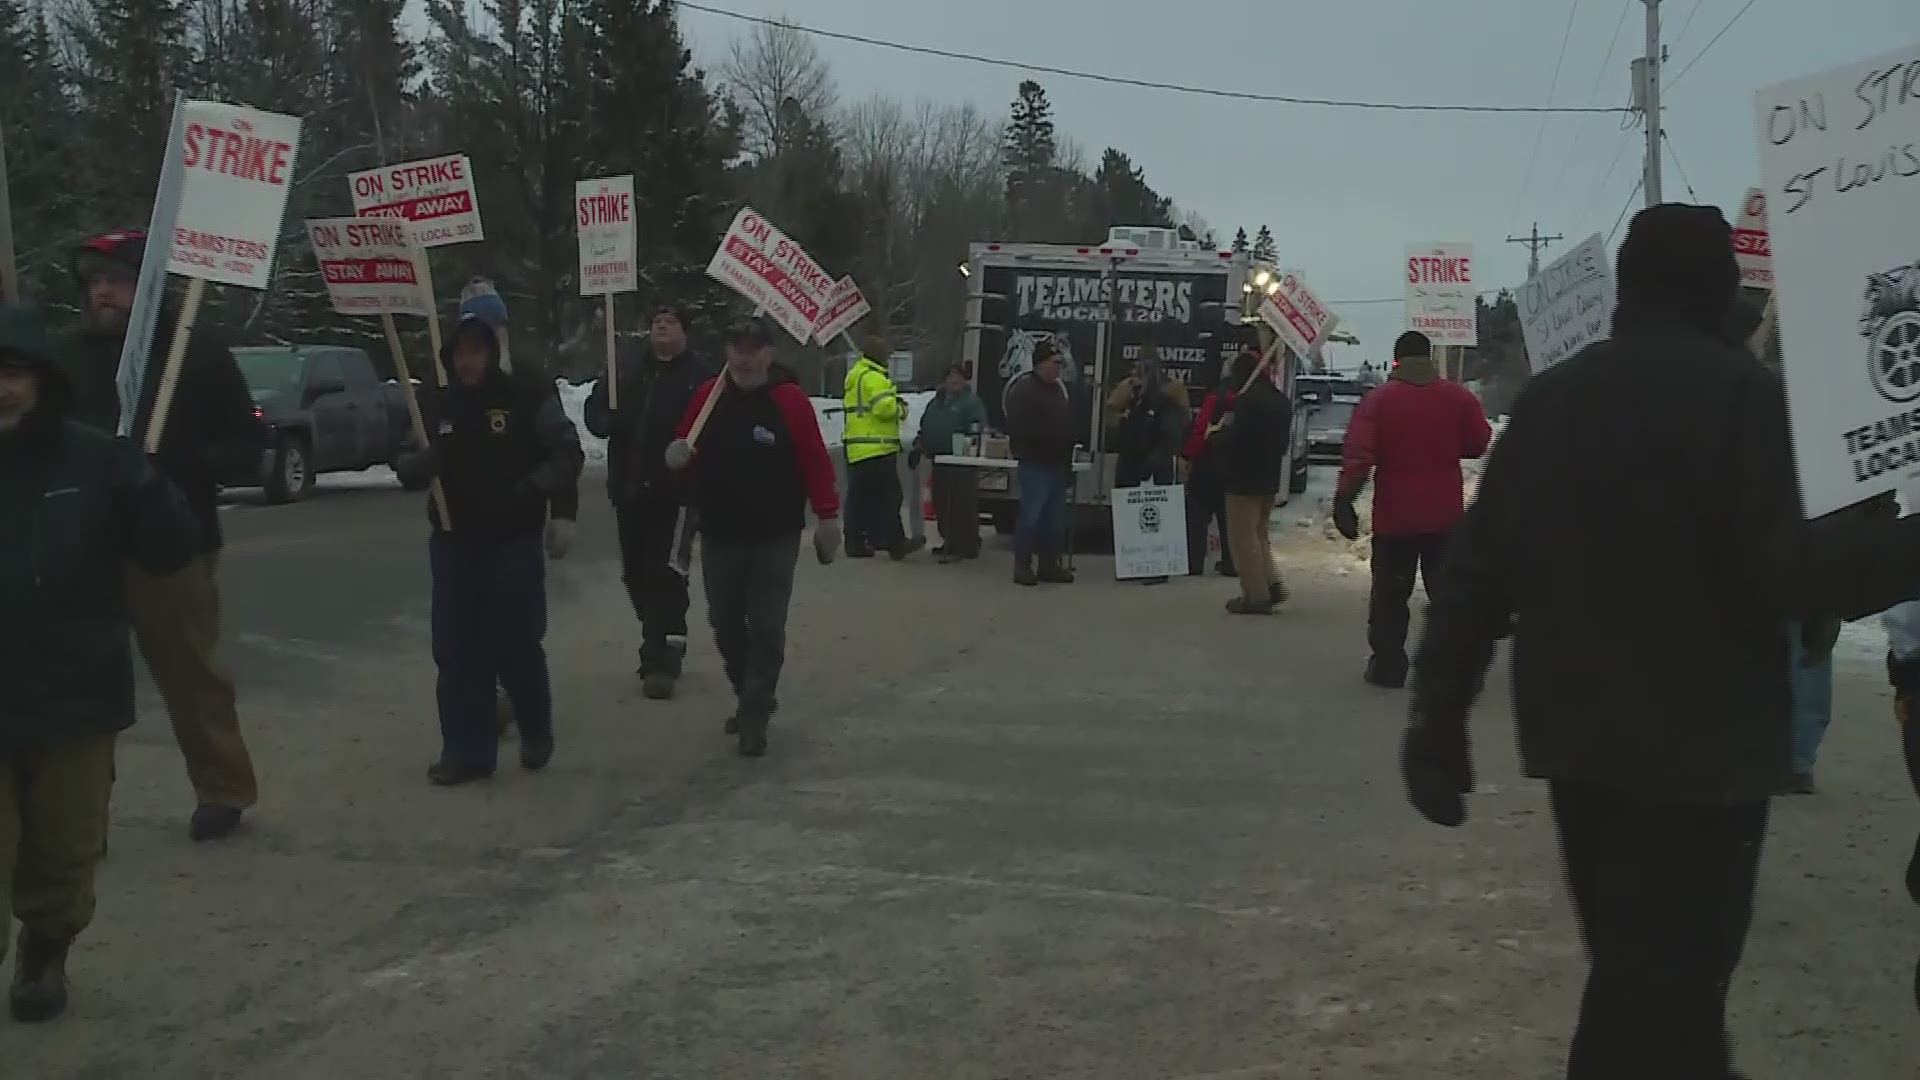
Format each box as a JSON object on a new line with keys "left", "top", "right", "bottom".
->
{"left": 664, "top": 438, "right": 694, "bottom": 470}
{"left": 544, "top": 518, "right": 576, "bottom": 561}
{"left": 813, "top": 517, "right": 842, "bottom": 565}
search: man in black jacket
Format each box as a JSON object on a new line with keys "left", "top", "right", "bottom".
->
{"left": 0, "top": 303, "right": 200, "bottom": 1021}
{"left": 62, "top": 230, "right": 267, "bottom": 842}
{"left": 1404, "top": 204, "right": 1920, "bottom": 1076}
{"left": 582, "top": 305, "right": 708, "bottom": 699}
{"left": 396, "top": 315, "right": 584, "bottom": 786}
{"left": 1215, "top": 342, "right": 1291, "bottom": 615}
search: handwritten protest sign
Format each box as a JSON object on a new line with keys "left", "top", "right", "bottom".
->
{"left": 168, "top": 100, "right": 302, "bottom": 290}
{"left": 1256, "top": 270, "right": 1335, "bottom": 360}
{"left": 1753, "top": 42, "right": 1920, "bottom": 517}
{"left": 1406, "top": 242, "right": 1478, "bottom": 346}
{"left": 576, "top": 175, "right": 636, "bottom": 296}
{"left": 1734, "top": 188, "right": 1773, "bottom": 290}
{"left": 306, "top": 217, "right": 428, "bottom": 317}
{"left": 814, "top": 276, "right": 870, "bottom": 344}
{"left": 1516, "top": 233, "right": 1614, "bottom": 375}
{"left": 350, "top": 154, "right": 484, "bottom": 248}
{"left": 705, "top": 207, "right": 833, "bottom": 343}
{"left": 1112, "top": 484, "right": 1189, "bottom": 579}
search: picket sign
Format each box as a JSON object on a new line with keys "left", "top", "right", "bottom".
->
{"left": 704, "top": 207, "right": 834, "bottom": 343}
{"left": 1257, "top": 271, "right": 1335, "bottom": 361}
{"left": 350, "top": 154, "right": 487, "bottom": 388}
{"left": 1515, "top": 232, "right": 1614, "bottom": 375}
{"left": 1406, "top": 242, "right": 1478, "bottom": 346}
{"left": 116, "top": 93, "right": 189, "bottom": 438}
{"left": 814, "top": 275, "right": 870, "bottom": 344}
{"left": 143, "top": 99, "right": 302, "bottom": 454}
{"left": 1735, "top": 188, "right": 1773, "bottom": 291}
{"left": 576, "top": 175, "right": 637, "bottom": 410}
{"left": 1112, "top": 483, "right": 1189, "bottom": 579}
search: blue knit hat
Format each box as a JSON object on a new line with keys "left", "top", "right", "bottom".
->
{"left": 457, "top": 277, "right": 508, "bottom": 328}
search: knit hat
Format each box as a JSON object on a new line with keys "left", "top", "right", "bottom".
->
{"left": 1613, "top": 203, "right": 1740, "bottom": 337}
{"left": 724, "top": 315, "right": 776, "bottom": 349}
{"left": 1393, "top": 331, "right": 1431, "bottom": 360}
{"left": 457, "top": 277, "right": 509, "bottom": 328}
{"left": 649, "top": 303, "right": 691, "bottom": 331}
{"left": 72, "top": 229, "right": 147, "bottom": 289}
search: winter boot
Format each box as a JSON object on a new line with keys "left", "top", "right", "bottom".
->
{"left": 519, "top": 731, "right": 555, "bottom": 772}
{"left": 1037, "top": 555, "right": 1075, "bottom": 584}
{"left": 641, "top": 640, "right": 686, "bottom": 701}
{"left": 1364, "top": 654, "right": 1409, "bottom": 690}
{"left": 189, "top": 805, "right": 243, "bottom": 842}
{"left": 736, "top": 715, "right": 769, "bottom": 757}
{"left": 9, "top": 930, "right": 71, "bottom": 1023}
{"left": 1224, "top": 596, "right": 1274, "bottom": 616}
{"left": 1268, "top": 577, "right": 1290, "bottom": 607}
{"left": 1014, "top": 553, "right": 1039, "bottom": 587}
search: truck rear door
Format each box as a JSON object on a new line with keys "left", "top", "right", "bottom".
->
{"left": 337, "top": 350, "right": 387, "bottom": 467}
{"left": 304, "top": 350, "right": 358, "bottom": 472}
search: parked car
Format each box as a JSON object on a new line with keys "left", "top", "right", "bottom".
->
{"left": 1295, "top": 375, "right": 1370, "bottom": 464}
{"left": 231, "top": 344, "right": 424, "bottom": 503}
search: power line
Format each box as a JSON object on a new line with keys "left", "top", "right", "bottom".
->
{"left": 1670, "top": 0, "right": 1707, "bottom": 53}
{"left": 677, "top": 2, "right": 1632, "bottom": 115}
{"left": 1512, "top": 0, "right": 1588, "bottom": 208}
{"left": 1540, "top": 0, "right": 1634, "bottom": 214}
{"left": 1669, "top": 0, "right": 1763, "bottom": 89}
{"left": 1608, "top": 177, "right": 1646, "bottom": 246}
{"left": 1660, "top": 129, "right": 1702, "bottom": 202}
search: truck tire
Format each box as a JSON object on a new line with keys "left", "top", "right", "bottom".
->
{"left": 398, "top": 467, "right": 430, "bottom": 493}
{"left": 991, "top": 506, "right": 1017, "bottom": 536}
{"left": 1290, "top": 458, "right": 1311, "bottom": 494}
{"left": 263, "top": 432, "right": 315, "bottom": 504}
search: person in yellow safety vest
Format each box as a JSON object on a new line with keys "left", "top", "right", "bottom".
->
{"left": 841, "top": 325, "right": 921, "bottom": 560}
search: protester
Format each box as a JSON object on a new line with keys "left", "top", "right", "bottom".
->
{"left": 584, "top": 304, "right": 709, "bottom": 699}
{"left": 1182, "top": 353, "right": 1236, "bottom": 578}
{"left": 1403, "top": 203, "right": 1920, "bottom": 1075}
{"left": 1005, "top": 340, "right": 1077, "bottom": 587}
{"left": 1214, "top": 343, "right": 1291, "bottom": 614}
{"left": 453, "top": 281, "right": 527, "bottom": 736}
{"left": 1105, "top": 345, "right": 1191, "bottom": 488}
{"left": 62, "top": 229, "right": 267, "bottom": 841}
{"left": 1333, "top": 329, "right": 1492, "bottom": 688}
{"left": 394, "top": 313, "right": 583, "bottom": 786}
{"left": 913, "top": 364, "right": 987, "bottom": 563}
{"left": 664, "top": 318, "right": 841, "bottom": 757}
{"left": 1880, "top": 599, "right": 1920, "bottom": 1010}
{"left": 0, "top": 303, "right": 200, "bottom": 1021}
{"left": 841, "top": 326, "right": 917, "bottom": 559}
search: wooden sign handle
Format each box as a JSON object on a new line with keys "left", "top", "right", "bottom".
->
{"left": 384, "top": 312, "right": 453, "bottom": 531}
{"left": 143, "top": 276, "right": 205, "bottom": 454}
{"left": 685, "top": 364, "right": 730, "bottom": 447}
{"left": 416, "top": 253, "right": 448, "bottom": 388}
{"left": 604, "top": 294, "right": 618, "bottom": 411}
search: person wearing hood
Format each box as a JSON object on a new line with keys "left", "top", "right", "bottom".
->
{"left": 0, "top": 303, "right": 199, "bottom": 1021}
{"left": 394, "top": 314, "right": 584, "bottom": 786}
{"left": 1214, "top": 339, "right": 1292, "bottom": 614}
{"left": 913, "top": 364, "right": 988, "bottom": 562}
{"left": 584, "top": 303, "right": 710, "bottom": 698}
{"left": 665, "top": 318, "right": 841, "bottom": 758}
{"left": 61, "top": 229, "right": 267, "bottom": 842}
{"left": 1402, "top": 203, "right": 1920, "bottom": 1075}
{"left": 1333, "top": 330, "right": 1492, "bottom": 688}
{"left": 1106, "top": 344, "right": 1191, "bottom": 490}
{"left": 841, "top": 324, "right": 918, "bottom": 560}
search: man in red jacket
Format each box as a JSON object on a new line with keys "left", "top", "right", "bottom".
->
{"left": 1334, "top": 331, "right": 1491, "bottom": 688}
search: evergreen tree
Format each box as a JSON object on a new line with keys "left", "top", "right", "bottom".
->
{"left": 1, "top": 0, "right": 80, "bottom": 298}
{"left": 1004, "top": 80, "right": 1075, "bottom": 240}
{"left": 1087, "top": 148, "right": 1172, "bottom": 229}
{"left": 67, "top": 0, "right": 191, "bottom": 226}
{"left": 326, "top": 0, "right": 418, "bottom": 157}
{"left": 1251, "top": 225, "right": 1277, "bottom": 262}
{"left": 1230, "top": 227, "right": 1249, "bottom": 254}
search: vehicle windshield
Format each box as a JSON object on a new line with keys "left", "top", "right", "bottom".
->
{"left": 1313, "top": 401, "right": 1356, "bottom": 431}
{"left": 234, "top": 348, "right": 304, "bottom": 396}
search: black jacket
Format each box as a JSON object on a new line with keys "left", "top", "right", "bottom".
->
{"left": 395, "top": 319, "right": 583, "bottom": 538}
{"left": 1005, "top": 375, "right": 1076, "bottom": 469}
{"left": 1414, "top": 314, "right": 1920, "bottom": 805}
{"left": 60, "top": 312, "right": 267, "bottom": 552}
{"left": 1217, "top": 378, "right": 1292, "bottom": 498}
{"left": 1, "top": 305, "right": 200, "bottom": 751}
{"left": 582, "top": 342, "right": 710, "bottom": 504}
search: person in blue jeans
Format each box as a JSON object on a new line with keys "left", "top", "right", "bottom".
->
{"left": 395, "top": 313, "right": 583, "bottom": 786}
{"left": 1782, "top": 620, "right": 1837, "bottom": 794}
{"left": 1004, "top": 339, "right": 1077, "bottom": 586}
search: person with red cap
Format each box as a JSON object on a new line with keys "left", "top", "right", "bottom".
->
{"left": 60, "top": 229, "right": 267, "bottom": 841}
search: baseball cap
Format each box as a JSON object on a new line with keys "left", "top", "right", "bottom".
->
{"left": 72, "top": 229, "right": 147, "bottom": 287}
{"left": 724, "top": 316, "right": 776, "bottom": 348}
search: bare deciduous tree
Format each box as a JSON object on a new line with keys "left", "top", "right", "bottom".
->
{"left": 723, "top": 18, "right": 832, "bottom": 161}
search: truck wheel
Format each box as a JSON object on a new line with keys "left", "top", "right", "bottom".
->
{"left": 1290, "top": 460, "right": 1311, "bottom": 494}
{"left": 992, "top": 507, "right": 1016, "bottom": 536}
{"left": 398, "top": 467, "right": 431, "bottom": 493}
{"left": 263, "top": 433, "right": 314, "bottom": 504}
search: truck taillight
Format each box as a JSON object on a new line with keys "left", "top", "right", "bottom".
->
{"left": 252, "top": 406, "right": 264, "bottom": 421}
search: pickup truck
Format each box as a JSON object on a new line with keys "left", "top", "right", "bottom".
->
{"left": 231, "top": 344, "right": 425, "bottom": 503}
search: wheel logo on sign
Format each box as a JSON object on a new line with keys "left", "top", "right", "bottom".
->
{"left": 1863, "top": 264, "right": 1920, "bottom": 405}
{"left": 1139, "top": 504, "right": 1160, "bottom": 534}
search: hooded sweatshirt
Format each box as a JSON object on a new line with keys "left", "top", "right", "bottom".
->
{"left": 675, "top": 364, "right": 839, "bottom": 541}
{"left": 1336, "top": 351, "right": 1492, "bottom": 537}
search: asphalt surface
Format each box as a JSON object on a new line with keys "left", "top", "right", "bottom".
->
{"left": 7, "top": 466, "right": 1919, "bottom": 1077}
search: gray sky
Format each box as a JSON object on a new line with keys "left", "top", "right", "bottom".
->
{"left": 673, "top": 0, "right": 1919, "bottom": 368}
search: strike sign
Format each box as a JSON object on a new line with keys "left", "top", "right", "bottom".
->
{"left": 576, "top": 175, "right": 637, "bottom": 296}
{"left": 1405, "top": 242, "right": 1477, "bottom": 346}
{"left": 1257, "top": 271, "right": 1335, "bottom": 361}
{"left": 705, "top": 207, "right": 834, "bottom": 343}
{"left": 1734, "top": 188, "right": 1772, "bottom": 290}
{"left": 167, "top": 100, "right": 302, "bottom": 290}
{"left": 307, "top": 217, "right": 427, "bottom": 317}
{"left": 814, "top": 276, "right": 870, "bottom": 344}
{"left": 349, "top": 154, "right": 485, "bottom": 248}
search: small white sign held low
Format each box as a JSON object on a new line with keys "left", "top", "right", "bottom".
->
{"left": 1406, "top": 242, "right": 1478, "bottom": 346}
{"left": 306, "top": 217, "right": 428, "bottom": 317}
{"left": 576, "top": 175, "right": 636, "bottom": 296}
{"left": 705, "top": 206, "right": 833, "bottom": 343}
{"left": 1112, "top": 484, "right": 1189, "bottom": 580}
{"left": 1515, "top": 232, "right": 1614, "bottom": 374}
{"left": 1257, "top": 271, "right": 1335, "bottom": 361}
{"left": 1754, "top": 41, "right": 1920, "bottom": 517}
{"left": 1734, "top": 188, "right": 1773, "bottom": 290}
{"left": 814, "top": 275, "right": 870, "bottom": 344}
{"left": 350, "top": 154, "right": 484, "bottom": 248}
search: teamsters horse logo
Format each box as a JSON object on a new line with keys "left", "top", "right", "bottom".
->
{"left": 998, "top": 329, "right": 1076, "bottom": 417}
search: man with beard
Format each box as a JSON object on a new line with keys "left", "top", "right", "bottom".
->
{"left": 0, "top": 303, "right": 199, "bottom": 1021}
{"left": 62, "top": 230, "right": 266, "bottom": 841}
{"left": 584, "top": 304, "right": 709, "bottom": 699}
{"left": 1403, "top": 203, "right": 1920, "bottom": 1075}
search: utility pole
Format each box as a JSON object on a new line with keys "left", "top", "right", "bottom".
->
{"left": 1507, "top": 223, "right": 1564, "bottom": 279}
{"left": 1641, "top": 0, "right": 1664, "bottom": 207}
{"left": 0, "top": 123, "right": 17, "bottom": 302}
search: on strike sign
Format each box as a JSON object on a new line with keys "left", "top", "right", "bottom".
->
{"left": 306, "top": 217, "right": 427, "bottom": 317}
{"left": 813, "top": 276, "right": 870, "bottom": 344}
{"left": 167, "top": 100, "right": 301, "bottom": 290}
{"left": 1406, "top": 242, "right": 1477, "bottom": 346}
{"left": 1734, "top": 188, "right": 1772, "bottom": 290}
{"left": 1257, "top": 271, "right": 1335, "bottom": 360}
{"left": 705, "top": 207, "right": 833, "bottom": 343}
{"left": 349, "top": 154, "right": 484, "bottom": 248}
{"left": 576, "top": 175, "right": 637, "bottom": 295}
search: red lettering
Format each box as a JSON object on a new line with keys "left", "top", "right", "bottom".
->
{"left": 182, "top": 123, "right": 203, "bottom": 168}
{"left": 218, "top": 130, "right": 244, "bottom": 177}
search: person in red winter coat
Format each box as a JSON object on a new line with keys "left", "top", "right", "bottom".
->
{"left": 1333, "top": 330, "right": 1491, "bottom": 688}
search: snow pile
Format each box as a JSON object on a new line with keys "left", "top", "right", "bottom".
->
{"left": 558, "top": 379, "right": 608, "bottom": 469}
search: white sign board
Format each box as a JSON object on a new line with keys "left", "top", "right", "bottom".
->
{"left": 814, "top": 275, "right": 871, "bottom": 343}
{"left": 1515, "top": 232, "right": 1614, "bottom": 375}
{"left": 166, "top": 100, "right": 301, "bottom": 290}
{"left": 306, "top": 217, "right": 428, "bottom": 317}
{"left": 576, "top": 175, "right": 636, "bottom": 296}
{"left": 1754, "top": 42, "right": 1920, "bottom": 518}
{"left": 888, "top": 350, "right": 914, "bottom": 384}
{"left": 350, "top": 154, "right": 484, "bottom": 248}
{"left": 115, "top": 94, "right": 189, "bottom": 437}
{"left": 1734, "top": 187, "right": 1773, "bottom": 290}
{"left": 1405, "top": 242, "right": 1478, "bottom": 346}
{"left": 705, "top": 206, "right": 834, "bottom": 343}
{"left": 1112, "top": 484, "right": 1190, "bottom": 579}
{"left": 1256, "top": 270, "right": 1335, "bottom": 360}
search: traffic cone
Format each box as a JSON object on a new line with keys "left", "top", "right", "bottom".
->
{"left": 923, "top": 470, "right": 936, "bottom": 521}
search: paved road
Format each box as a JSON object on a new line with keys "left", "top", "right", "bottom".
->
{"left": 10, "top": 468, "right": 1919, "bottom": 1077}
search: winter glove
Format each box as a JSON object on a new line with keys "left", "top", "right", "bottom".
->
{"left": 1332, "top": 489, "right": 1361, "bottom": 542}
{"left": 1402, "top": 711, "right": 1473, "bottom": 827}
{"left": 813, "top": 517, "right": 842, "bottom": 565}
{"left": 544, "top": 518, "right": 576, "bottom": 561}
{"left": 393, "top": 443, "right": 442, "bottom": 489}
{"left": 664, "top": 438, "right": 694, "bottom": 471}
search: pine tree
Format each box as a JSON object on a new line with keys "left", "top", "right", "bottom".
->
{"left": 1003, "top": 80, "right": 1063, "bottom": 239}
{"left": 1087, "top": 148, "right": 1172, "bottom": 230}
{"left": 1251, "top": 225, "right": 1277, "bottom": 262}
{"left": 1, "top": 0, "right": 80, "bottom": 298}
{"left": 68, "top": 0, "right": 191, "bottom": 226}
{"left": 1230, "top": 227, "right": 1249, "bottom": 254}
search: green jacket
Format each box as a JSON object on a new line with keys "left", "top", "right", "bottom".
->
{"left": 915, "top": 387, "right": 987, "bottom": 457}
{"left": 0, "top": 305, "right": 199, "bottom": 751}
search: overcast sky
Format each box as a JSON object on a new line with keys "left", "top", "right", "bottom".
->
{"left": 664, "top": 0, "right": 1917, "bottom": 368}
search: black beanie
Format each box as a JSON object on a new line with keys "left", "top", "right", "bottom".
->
{"left": 1393, "top": 330, "right": 1431, "bottom": 360}
{"left": 1613, "top": 203, "right": 1740, "bottom": 336}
